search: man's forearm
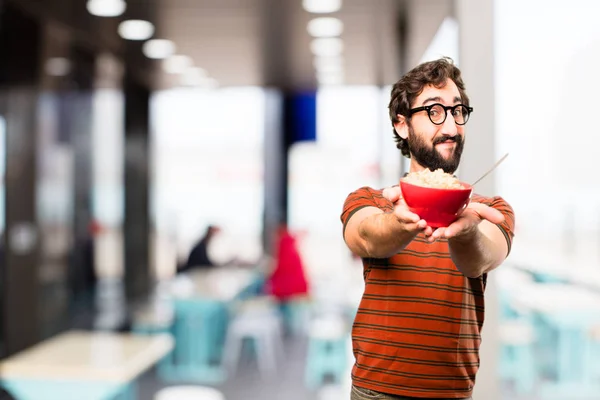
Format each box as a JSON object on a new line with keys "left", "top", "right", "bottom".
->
{"left": 358, "top": 213, "right": 417, "bottom": 258}
{"left": 448, "top": 226, "right": 503, "bottom": 278}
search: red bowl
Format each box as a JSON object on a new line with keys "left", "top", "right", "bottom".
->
{"left": 399, "top": 179, "right": 473, "bottom": 228}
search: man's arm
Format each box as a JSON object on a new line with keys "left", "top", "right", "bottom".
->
{"left": 446, "top": 218, "right": 509, "bottom": 278}
{"left": 423, "top": 202, "right": 509, "bottom": 277}
{"left": 344, "top": 203, "right": 432, "bottom": 259}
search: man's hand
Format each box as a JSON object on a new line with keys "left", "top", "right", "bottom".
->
{"left": 382, "top": 186, "right": 434, "bottom": 239}
{"left": 382, "top": 186, "right": 503, "bottom": 242}
{"left": 430, "top": 202, "right": 505, "bottom": 242}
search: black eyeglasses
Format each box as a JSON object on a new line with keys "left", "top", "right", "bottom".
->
{"left": 406, "top": 103, "right": 473, "bottom": 126}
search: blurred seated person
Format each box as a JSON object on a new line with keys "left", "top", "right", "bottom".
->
{"left": 177, "top": 225, "right": 257, "bottom": 274}
{"left": 178, "top": 225, "right": 221, "bottom": 273}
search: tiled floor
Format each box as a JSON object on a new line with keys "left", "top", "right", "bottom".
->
{"left": 138, "top": 334, "right": 318, "bottom": 400}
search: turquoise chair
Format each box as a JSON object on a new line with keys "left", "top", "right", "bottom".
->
{"left": 498, "top": 290, "right": 537, "bottom": 394}
{"left": 588, "top": 331, "right": 600, "bottom": 385}
{"left": 305, "top": 333, "right": 349, "bottom": 389}
{"left": 113, "top": 383, "right": 137, "bottom": 400}
{"left": 156, "top": 298, "right": 228, "bottom": 384}
{"left": 279, "top": 298, "right": 312, "bottom": 336}
{"left": 531, "top": 272, "right": 567, "bottom": 284}
{"left": 234, "top": 272, "right": 266, "bottom": 301}
{"left": 499, "top": 329, "right": 536, "bottom": 394}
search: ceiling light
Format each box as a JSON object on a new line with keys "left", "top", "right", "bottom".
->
{"left": 143, "top": 39, "right": 176, "bottom": 59}
{"left": 303, "top": 0, "right": 342, "bottom": 13}
{"left": 318, "top": 77, "right": 344, "bottom": 86}
{"left": 180, "top": 67, "right": 209, "bottom": 86}
{"left": 317, "top": 69, "right": 344, "bottom": 82}
{"left": 180, "top": 76, "right": 218, "bottom": 89}
{"left": 163, "top": 55, "right": 193, "bottom": 74}
{"left": 310, "top": 38, "right": 344, "bottom": 57}
{"left": 313, "top": 56, "right": 344, "bottom": 72}
{"left": 203, "top": 78, "right": 219, "bottom": 89}
{"left": 318, "top": 73, "right": 344, "bottom": 86}
{"left": 86, "top": 0, "right": 126, "bottom": 17}
{"left": 307, "top": 17, "right": 343, "bottom": 37}
{"left": 45, "top": 57, "right": 71, "bottom": 77}
{"left": 118, "top": 20, "right": 155, "bottom": 41}
{"left": 317, "top": 68, "right": 344, "bottom": 86}
{"left": 179, "top": 71, "right": 218, "bottom": 89}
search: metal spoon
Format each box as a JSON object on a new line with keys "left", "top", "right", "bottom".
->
{"left": 470, "top": 153, "right": 509, "bottom": 187}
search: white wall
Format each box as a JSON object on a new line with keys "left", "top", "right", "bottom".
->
{"left": 494, "top": 0, "right": 600, "bottom": 240}
{"left": 151, "top": 87, "right": 265, "bottom": 274}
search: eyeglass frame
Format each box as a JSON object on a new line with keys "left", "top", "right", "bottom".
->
{"left": 406, "top": 103, "right": 474, "bottom": 126}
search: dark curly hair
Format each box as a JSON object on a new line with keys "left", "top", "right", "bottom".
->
{"left": 388, "top": 57, "right": 469, "bottom": 158}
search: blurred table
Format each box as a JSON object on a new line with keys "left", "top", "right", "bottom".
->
{"left": 509, "top": 282, "right": 600, "bottom": 397}
{"left": 508, "top": 238, "right": 600, "bottom": 291}
{"left": 0, "top": 331, "right": 174, "bottom": 400}
{"left": 510, "top": 283, "right": 600, "bottom": 314}
{"left": 176, "top": 267, "right": 257, "bottom": 301}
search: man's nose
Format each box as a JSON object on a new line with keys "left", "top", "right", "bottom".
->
{"left": 441, "top": 111, "right": 458, "bottom": 136}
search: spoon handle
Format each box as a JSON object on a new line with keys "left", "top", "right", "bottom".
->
{"left": 471, "top": 153, "right": 509, "bottom": 187}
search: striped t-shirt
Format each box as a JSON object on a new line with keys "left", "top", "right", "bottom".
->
{"left": 341, "top": 186, "right": 515, "bottom": 399}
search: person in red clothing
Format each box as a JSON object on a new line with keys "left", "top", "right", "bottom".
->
{"left": 342, "top": 58, "right": 515, "bottom": 400}
{"left": 265, "top": 225, "right": 309, "bottom": 299}
{"left": 264, "top": 225, "right": 310, "bottom": 334}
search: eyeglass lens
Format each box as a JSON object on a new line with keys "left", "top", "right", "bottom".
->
{"left": 429, "top": 104, "right": 469, "bottom": 125}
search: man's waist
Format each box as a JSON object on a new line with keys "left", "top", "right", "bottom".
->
{"left": 352, "top": 384, "right": 473, "bottom": 400}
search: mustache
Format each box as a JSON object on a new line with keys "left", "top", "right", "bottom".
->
{"left": 433, "top": 135, "right": 462, "bottom": 145}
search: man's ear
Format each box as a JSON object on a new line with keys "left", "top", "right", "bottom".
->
{"left": 393, "top": 114, "right": 409, "bottom": 140}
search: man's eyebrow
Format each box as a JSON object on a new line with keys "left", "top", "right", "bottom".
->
{"left": 421, "top": 96, "right": 442, "bottom": 105}
{"left": 420, "top": 96, "right": 463, "bottom": 105}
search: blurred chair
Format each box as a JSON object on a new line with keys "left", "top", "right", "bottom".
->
{"left": 278, "top": 295, "right": 312, "bottom": 336}
{"left": 305, "top": 315, "right": 350, "bottom": 389}
{"left": 156, "top": 298, "right": 227, "bottom": 384}
{"left": 588, "top": 325, "right": 600, "bottom": 384}
{"left": 222, "top": 296, "right": 284, "bottom": 380}
{"left": 232, "top": 269, "right": 266, "bottom": 301}
{"left": 531, "top": 271, "right": 568, "bottom": 284}
{"left": 154, "top": 385, "right": 225, "bottom": 400}
{"left": 498, "top": 318, "right": 536, "bottom": 395}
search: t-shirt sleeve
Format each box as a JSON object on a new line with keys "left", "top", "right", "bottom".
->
{"left": 481, "top": 196, "right": 515, "bottom": 256}
{"left": 340, "top": 187, "right": 392, "bottom": 237}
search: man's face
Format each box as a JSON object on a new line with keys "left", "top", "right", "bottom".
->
{"left": 407, "top": 120, "right": 464, "bottom": 174}
{"left": 397, "top": 79, "right": 466, "bottom": 174}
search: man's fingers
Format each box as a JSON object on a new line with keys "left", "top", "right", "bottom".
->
{"left": 481, "top": 207, "right": 505, "bottom": 224}
{"left": 423, "top": 226, "right": 433, "bottom": 237}
{"left": 393, "top": 207, "right": 426, "bottom": 234}
{"left": 469, "top": 203, "right": 505, "bottom": 224}
{"left": 444, "top": 220, "right": 471, "bottom": 238}
{"left": 382, "top": 186, "right": 402, "bottom": 203}
{"left": 395, "top": 207, "right": 420, "bottom": 224}
{"left": 416, "top": 219, "right": 427, "bottom": 230}
{"left": 404, "top": 219, "right": 427, "bottom": 233}
{"left": 431, "top": 227, "right": 446, "bottom": 241}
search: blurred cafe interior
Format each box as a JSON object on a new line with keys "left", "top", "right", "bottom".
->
{"left": 0, "top": 0, "right": 600, "bottom": 399}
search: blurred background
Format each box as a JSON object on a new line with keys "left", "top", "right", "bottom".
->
{"left": 0, "top": 0, "right": 599, "bottom": 399}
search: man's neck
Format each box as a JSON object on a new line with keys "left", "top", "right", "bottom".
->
{"left": 409, "top": 160, "right": 427, "bottom": 173}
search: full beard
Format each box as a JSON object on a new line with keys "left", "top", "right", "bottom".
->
{"left": 407, "top": 127, "right": 464, "bottom": 174}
